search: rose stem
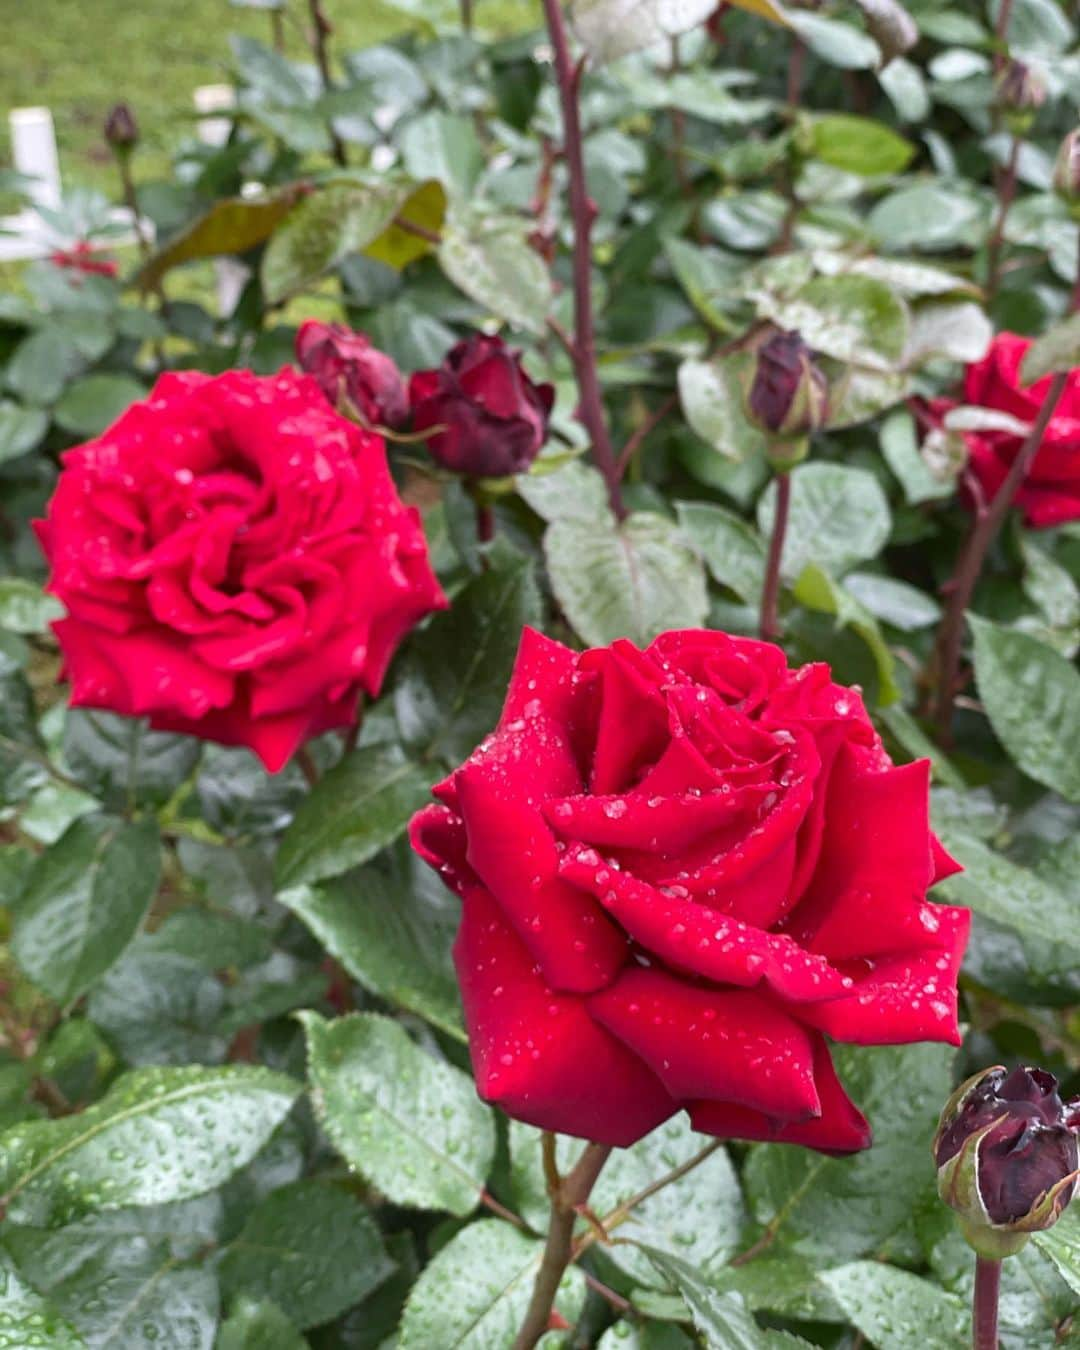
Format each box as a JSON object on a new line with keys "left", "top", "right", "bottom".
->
{"left": 760, "top": 470, "right": 791, "bottom": 642}
{"left": 540, "top": 0, "right": 626, "bottom": 520}
{"left": 306, "top": 0, "right": 346, "bottom": 167}
{"left": 993, "top": 0, "right": 1015, "bottom": 72}
{"left": 985, "top": 135, "right": 1020, "bottom": 299}
{"left": 932, "top": 236, "right": 1080, "bottom": 735}
{"left": 787, "top": 34, "right": 806, "bottom": 106}
{"left": 973, "top": 1256, "right": 1002, "bottom": 1350}
{"left": 296, "top": 746, "right": 320, "bottom": 787}
{"left": 460, "top": 0, "right": 473, "bottom": 32}
{"left": 476, "top": 500, "right": 495, "bottom": 545}
{"left": 512, "top": 1136, "right": 611, "bottom": 1350}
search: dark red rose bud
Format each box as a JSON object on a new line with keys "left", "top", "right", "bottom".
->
{"left": 705, "top": 3, "right": 729, "bottom": 42}
{"left": 1053, "top": 130, "right": 1080, "bottom": 210}
{"left": 745, "top": 331, "right": 829, "bottom": 461}
{"left": 104, "top": 103, "right": 139, "bottom": 154}
{"left": 295, "top": 321, "right": 409, "bottom": 430}
{"left": 935, "top": 1065, "right": 1080, "bottom": 1258}
{"left": 409, "top": 334, "right": 555, "bottom": 479}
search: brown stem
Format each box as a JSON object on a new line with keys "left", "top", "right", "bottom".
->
{"left": 986, "top": 136, "right": 1020, "bottom": 298}
{"left": 271, "top": 7, "right": 285, "bottom": 51}
{"left": 993, "top": 0, "right": 1015, "bottom": 71}
{"left": 933, "top": 369, "right": 1069, "bottom": 734}
{"left": 460, "top": 0, "right": 474, "bottom": 31}
{"left": 307, "top": 0, "right": 346, "bottom": 167}
{"left": 117, "top": 159, "right": 150, "bottom": 263}
{"left": 616, "top": 394, "right": 678, "bottom": 478}
{"left": 393, "top": 216, "right": 442, "bottom": 245}
{"left": 760, "top": 470, "right": 791, "bottom": 643}
{"left": 512, "top": 1139, "right": 611, "bottom": 1350}
{"left": 787, "top": 35, "right": 806, "bottom": 106}
{"left": 296, "top": 746, "right": 320, "bottom": 787}
{"left": 974, "top": 1257, "right": 1001, "bottom": 1350}
{"left": 540, "top": 0, "right": 625, "bottom": 520}
{"left": 476, "top": 500, "right": 495, "bottom": 545}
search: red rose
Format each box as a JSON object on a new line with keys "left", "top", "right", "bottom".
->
{"left": 36, "top": 369, "right": 446, "bottom": 771}
{"left": 48, "top": 241, "right": 118, "bottom": 278}
{"left": 412, "top": 628, "right": 968, "bottom": 1151}
{"left": 962, "top": 332, "right": 1080, "bottom": 528}
{"left": 295, "top": 321, "right": 409, "bottom": 430}
{"left": 409, "top": 335, "right": 555, "bottom": 478}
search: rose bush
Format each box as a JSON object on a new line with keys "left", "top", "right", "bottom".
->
{"left": 413, "top": 627, "right": 968, "bottom": 1150}
{"left": 409, "top": 334, "right": 555, "bottom": 478}
{"left": 36, "top": 367, "right": 445, "bottom": 770}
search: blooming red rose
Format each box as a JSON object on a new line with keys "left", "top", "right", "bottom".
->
{"left": 36, "top": 368, "right": 446, "bottom": 771}
{"left": 961, "top": 332, "right": 1080, "bottom": 528}
{"left": 48, "top": 241, "right": 118, "bottom": 278}
{"left": 412, "top": 628, "right": 968, "bottom": 1151}
{"left": 409, "top": 335, "right": 555, "bottom": 478}
{"left": 295, "top": 321, "right": 409, "bottom": 430}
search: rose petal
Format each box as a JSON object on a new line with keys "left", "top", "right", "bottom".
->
{"left": 454, "top": 884, "right": 676, "bottom": 1147}
{"left": 584, "top": 640, "right": 671, "bottom": 795}
{"left": 589, "top": 966, "right": 821, "bottom": 1120}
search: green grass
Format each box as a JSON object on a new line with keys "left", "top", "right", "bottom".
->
{"left": 0, "top": 0, "right": 540, "bottom": 197}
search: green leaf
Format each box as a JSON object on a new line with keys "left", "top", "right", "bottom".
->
{"left": 260, "top": 179, "right": 444, "bottom": 303}
{"left": 642, "top": 1248, "right": 767, "bottom": 1349}
{"left": 139, "top": 189, "right": 305, "bottom": 289}
{"left": 843, "top": 573, "right": 941, "bottom": 630}
{"left": 755, "top": 275, "right": 909, "bottom": 372}
{"left": 757, "top": 463, "right": 892, "bottom": 581}
{"left": 869, "top": 184, "right": 985, "bottom": 252}
{"left": 0, "top": 1064, "right": 299, "bottom": 1227}
{"left": 934, "top": 828, "right": 1080, "bottom": 957}
{"left": 1033, "top": 1207, "right": 1080, "bottom": 1296}
{"left": 438, "top": 213, "right": 552, "bottom": 333}
{"left": 879, "top": 408, "right": 953, "bottom": 503}
{"left": 52, "top": 374, "right": 147, "bottom": 438}
{"left": 677, "top": 355, "right": 767, "bottom": 465}
{"left": 86, "top": 948, "right": 228, "bottom": 1066}
{"left": 279, "top": 855, "right": 463, "bottom": 1040}
{"left": 1020, "top": 311, "right": 1080, "bottom": 385}
{"left": 12, "top": 814, "right": 161, "bottom": 1005}
{"left": 5, "top": 330, "right": 85, "bottom": 407}
{"left": 744, "top": 1042, "right": 954, "bottom": 1260}
{"left": 546, "top": 511, "right": 708, "bottom": 648}
{"left": 807, "top": 114, "right": 915, "bottom": 176}
{"left": 0, "top": 1248, "right": 85, "bottom": 1348}
{"left": 792, "top": 564, "right": 901, "bottom": 704}
{"left": 820, "top": 1263, "right": 967, "bottom": 1350}
{"left": 0, "top": 578, "right": 64, "bottom": 635}
{"left": 217, "top": 1298, "right": 309, "bottom": 1350}
{"left": 0, "top": 401, "right": 49, "bottom": 463}
{"left": 394, "top": 557, "right": 542, "bottom": 766}
{"left": 675, "top": 501, "right": 766, "bottom": 604}
{"left": 274, "top": 746, "right": 433, "bottom": 889}
{"left": 663, "top": 238, "right": 742, "bottom": 331}
{"left": 63, "top": 711, "right": 200, "bottom": 811}
{"left": 571, "top": 0, "right": 717, "bottom": 62}
{"left": 302, "top": 1012, "right": 495, "bottom": 1217}
{"left": 903, "top": 301, "right": 992, "bottom": 368}
{"left": 398, "top": 1220, "right": 586, "bottom": 1349}
{"left": 400, "top": 112, "right": 484, "bottom": 199}
{"left": 517, "top": 461, "right": 610, "bottom": 524}
{"left": 788, "top": 10, "right": 881, "bottom": 67}
{"left": 219, "top": 1180, "right": 394, "bottom": 1329}
{"left": 969, "top": 616, "right": 1080, "bottom": 802}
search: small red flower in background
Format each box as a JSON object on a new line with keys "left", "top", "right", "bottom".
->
{"left": 412, "top": 628, "right": 968, "bottom": 1151}
{"left": 960, "top": 332, "right": 1080, "bottom": 528}
{"left": 295, "top": 321, "right": 409, "bottom": 430}
{"left": 36, "top": 369, "right": 446, "bottom": 771}
{"left": 410, "top": 335, "right": 555, "bottom": 478}
{"left": 48, "top": 240, "right": 118, "bottom": 278}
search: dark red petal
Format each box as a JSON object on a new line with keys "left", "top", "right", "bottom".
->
{"left": 454, "top": 885, "right": 676, "bottom": 1147}
{"left": 409, "top": 803, "right": 477, "bottom": 897}
{"left": 589, "top": 966, "right": 821, "bottom": 1120}
{"left": 585, "top": 640, "right": 670, "bottom": 795}
{"left": 689, "top": 1037, "right": 871, "bottom": 1155}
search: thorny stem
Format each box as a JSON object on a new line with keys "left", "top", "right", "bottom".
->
{"left": 307, "top": 0, "right": 346, "bottom": 167}
{"left": 540, "top": 0, "right": 625, "bottom": 520}
{"left": 986, "top": 136, "right": 1020, "bottom": 298}
{"left": 512, "top": 1138, "right": 611, "bottom": 1350}
{"left": 973, "top": 1256, "right": 1002, "bottom": 1350}
{"left": 760, "top": 470, "right": 791, "bottom": 643}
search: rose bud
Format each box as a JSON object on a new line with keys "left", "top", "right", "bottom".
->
{"left": 994, "top": 60, "right": 1047, "bottom": 136}
{"left": 1053, "top": 130, "right": 1080, "bottom": 211}
{"left": 409, "top": 335, "right": 555, "bottom": 479}
{"left": 934, "top": 1065, "right": 1080, "bottom": 1259}
{"left": 745, "top": 331, "right": 829, "bottom": 467}
{"left": 295, "top": 321, "right": 409, "bottom": 431}
{"left": 104, "top": 103, "right": 139, "bottom": 155}
{"left": 705, "top": 3, "right": 729, "bottom": 42}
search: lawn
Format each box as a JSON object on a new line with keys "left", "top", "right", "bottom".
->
{"left": 0, "top": 0, "right": 540, "bottom": 195}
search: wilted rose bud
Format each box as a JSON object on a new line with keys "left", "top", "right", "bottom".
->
{"left": 934, "top": 1065, "right": 1080, "bottom": 1259}
{"left": 1053, "top": 130, "right": 1080, "bottom": 210}
{"left": 745, "top": 331, "right": 829, "bottom": 465}
{"left": 295, "top": 321, "right": 409, "bottom": 430}
{"left": 409, "top": 335, "right": 555, "bottom": 478}
{"left": 104, "top": 103, "right": 139, "bottom": 155}
{"left": 995, "top": 61, "right": 1047, "bottom": 135}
